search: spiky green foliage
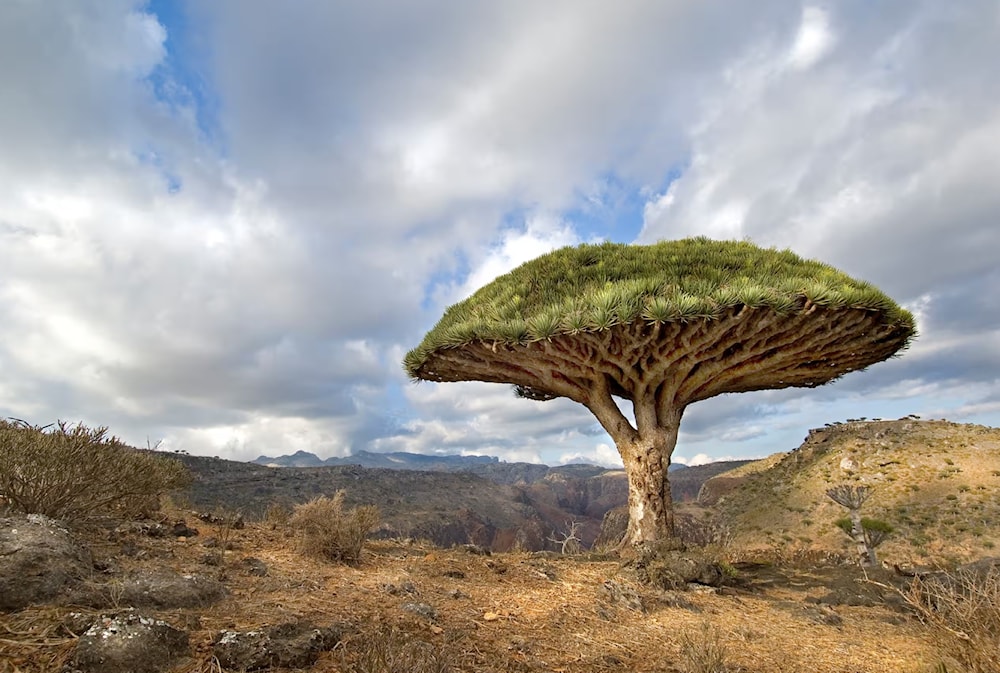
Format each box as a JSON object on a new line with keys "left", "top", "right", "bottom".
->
{"left": 405, "top": 237, "right": 915, "bottom": 377}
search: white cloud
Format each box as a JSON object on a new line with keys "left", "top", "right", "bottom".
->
{"left": 0, "top": 1, "right": 997, "bottom": 468}
{"left": 558, "top": 443, "right": 624, "bottom": 468}
{"left": 787, "top": 6, "right": 835, "bottom": 70}
{"left": 447, "top": 214, "right": 583, "bottom": 303}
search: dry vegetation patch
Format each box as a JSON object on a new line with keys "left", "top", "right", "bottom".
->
{"left": 0, "top": 509, "right": 944, "bottom": 673}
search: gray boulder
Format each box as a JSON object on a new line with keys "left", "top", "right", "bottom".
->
{"left": 73, "top": 610, "right": 189, "bottom": 673}
{"left": 213, "top": 621, "right": 343, "bottom": 670}
{"left": 0, "top": 514, "right": 92, "bottom": 611}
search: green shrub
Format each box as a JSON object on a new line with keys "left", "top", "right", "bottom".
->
{"left": 289, "top": 490, "right": 379, "bottom": 564}
{"left": 0, "top": 419, "right": 190, "bottom": 521}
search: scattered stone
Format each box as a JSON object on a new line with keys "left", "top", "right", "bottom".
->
{"left": 462, "top": 544, "right": 490, "bottom": 556}
{"left": 242, "top": 556, "right": 268, "bottom": 576}
{"left": 213, "top": 622, "right": 341, "bottom": 671}
{"left": 198, "top": 511, "right": 245, "bottom": 529}
{"left": 73, "top": 610, "right": 188, "bottom": 673}
{"left": 447, "top": 589, "right": 468, "bottom": 600}
{"left": 111, "top": 521, "right": 167, "bottom": 539}
{"left": 442, "top": 569, "right": 466, "bottom": 579}
{"left": 381, "top": 579, "right": 417, "bottom": 595}
{"left": 485, "top": 560, "right": 508, "bottom": 574}
{"left": 0, "top": 514, "right": 93, "bottom": 611}
{"left": 171, "top": 520, "right": 199, "bottom": 537}
{"left": 402, "top": 602, "right": 438, "bottom": 621}
{"left": 801, "top": 604, "right": 843, "bottom": 627}
{"left": 601, "top": 579, "right": 645, "bottom": 613}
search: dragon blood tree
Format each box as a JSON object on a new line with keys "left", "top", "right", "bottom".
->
{"left": 404, "top": 237, "right": 915, "bottom": 549}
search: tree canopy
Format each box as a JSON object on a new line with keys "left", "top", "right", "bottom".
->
{"left": 405, "top": 237, "right": 915, "bottom": 404}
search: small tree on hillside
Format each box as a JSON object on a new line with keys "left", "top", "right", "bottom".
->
{"left": 827, "top": 484, "right": 891, "bottom": 566}
{"left": 405, "top": 238, "right": 915, "bottom": 551}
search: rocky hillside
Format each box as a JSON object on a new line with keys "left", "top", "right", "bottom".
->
{"left": 701, "top": 419, "right": 1000, "bottom": 563}
{"left": 172, "top": 453, "right": 747, "bottom": 551}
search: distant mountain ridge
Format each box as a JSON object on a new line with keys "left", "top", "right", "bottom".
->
{"left": 252, "top": 448, "right": 694, "bottom": 487}
{"left": 253, "top": 449, "right": 500, "bottom": 471}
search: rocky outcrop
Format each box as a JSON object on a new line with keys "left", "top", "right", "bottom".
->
{"left": 0, "top": 514, "right": 92, "bottom": 611}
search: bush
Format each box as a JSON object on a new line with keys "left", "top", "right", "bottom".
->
{"left": 907, "top": 563, "right": 1000, "bottom": 673}
{"left": 0, "top": 419, "right": 190, "bottom": 521}
{"left": 289, "top": 491, "right": 379, "bottom": 564}
{"left": 679, "top": 622, "right": 734, "bottom": 673}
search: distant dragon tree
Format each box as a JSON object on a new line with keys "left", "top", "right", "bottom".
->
{"left": 405, "top": 237, "right": 915, "bottom": 549}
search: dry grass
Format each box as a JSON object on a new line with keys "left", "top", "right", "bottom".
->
{"left": 289, "top": 491, "right": 380, "bottom": 565}
{"left": 904, "top": 564, "right": 1000, "bottom": 673}
{"left": 0, "top": 502, "right": 946, "bottom": 673}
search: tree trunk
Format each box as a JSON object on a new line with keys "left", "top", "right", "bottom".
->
{"left": 617, "top": 409, "right": 682, "bottom": 548}
{"left": 848, "top": 507, "right": 875, "bottom": 567}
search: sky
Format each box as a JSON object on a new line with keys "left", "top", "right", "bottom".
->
{"left": 1, "top": 1, "right": 998, "bottom": 468}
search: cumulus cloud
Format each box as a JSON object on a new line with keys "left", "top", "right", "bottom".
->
{"left": 0, "top": 0, "right": 997, "bottom": 466}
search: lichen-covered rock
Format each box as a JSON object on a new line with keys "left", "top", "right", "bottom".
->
{"left": 117, "top": 569, "right": 226, "bottom": 608}
{"left": 0, "top": 515, "right": 92, "bottom": 611}
{"left": 213, "top": 621, "right": 342, "bottom": 670}
{"left": 73, "top": 610, "right": 188, "bottom": 673}
{"left": 623, "top": 549, "right": 727, "bottom": 590}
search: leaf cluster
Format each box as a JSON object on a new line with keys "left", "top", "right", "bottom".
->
{"left": 405, "top": 237, "right": 916, "bottom": 377}
{"left": 0, "top": 419, "right": 191, "bottom": 521}
{"left": 834, "top": 516, "right": 895, "bottom": 548}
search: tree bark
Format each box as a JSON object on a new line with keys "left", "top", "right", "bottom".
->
{"left": 848, "top": 508, "right": 876, "bottom": 567}
{"left": 617, "top": 406, "right": 683, "bottom": 548}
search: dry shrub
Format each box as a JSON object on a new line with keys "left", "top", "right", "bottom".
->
{"left": 264, "top": 500, "right": 293, "bottom": 528}
{"left": 343, "top": 624, "right": 451, "bottom": 673}
{"left": 679, "top": 622, "right": 736, "bottom": 673}
{"left": 289, "top": 490, "right": 379, "bottom": 564}
{"left": 906, "top": 563, "right": 1000, "bottom": 673}
{"left": 0, "top": 419, "right": 190, "bottom": 522}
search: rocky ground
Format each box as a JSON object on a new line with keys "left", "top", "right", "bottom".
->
{"left": 0, "top": 507, "right": 956, "bottom": 673}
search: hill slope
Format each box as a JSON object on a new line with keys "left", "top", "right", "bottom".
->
{"left": 702, "top": 419, "right": 1000, "bottom": 563}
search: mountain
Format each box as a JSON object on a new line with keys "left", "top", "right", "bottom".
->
{"left": 253, "top": 449, "right": 499, "bottom": 471}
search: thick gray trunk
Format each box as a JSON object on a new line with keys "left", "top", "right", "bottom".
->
{"left": 617, "top": 407, "right": 683, "bottom": 547}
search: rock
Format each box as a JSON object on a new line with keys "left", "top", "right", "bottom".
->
{"left": 0, "top": 514, "right": 93, "bottom": 611}
{"left": 594, "top": 507, "right": 628, "bottom": 549}
{"left": 91, "top": 569, "right": 226, "bottom": 609}
{"left": 402, "top": 602, "right": 438, "bottom": 621}
{"left": 171, "top": 520, "right": 199, "bottom": 537}
{"left": 601, "top": 579, "right": 645, "bottom": 612}
{"left": 801, "top": 604, "right": 843, "bottom": 627}
{"left": 73, "top": 610, "right": 188, "bottom": 673}
{"left": 381, "top": 579, "right": 417, "bottom": 595}
{"left": 213, "top": 622, "right": 342, "bottom": 670}
{"left": 839, "top": 457, "right": 857, "bottom": 472}
{"left": 241, "top": 556, "right": 268, "bottom": 576}
{"left": 110, "top": 521, "right": 168, "bottom": 539}
{"left": 624, "top": 550, "right": 727, "bottom": 590}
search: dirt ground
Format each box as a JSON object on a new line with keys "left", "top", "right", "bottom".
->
{"left": 1, "top": 515, "right": 946, "bottom": 673}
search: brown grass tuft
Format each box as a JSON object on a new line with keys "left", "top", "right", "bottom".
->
{"left": 289, "top": 490, "right": 379, "bottom": 564}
